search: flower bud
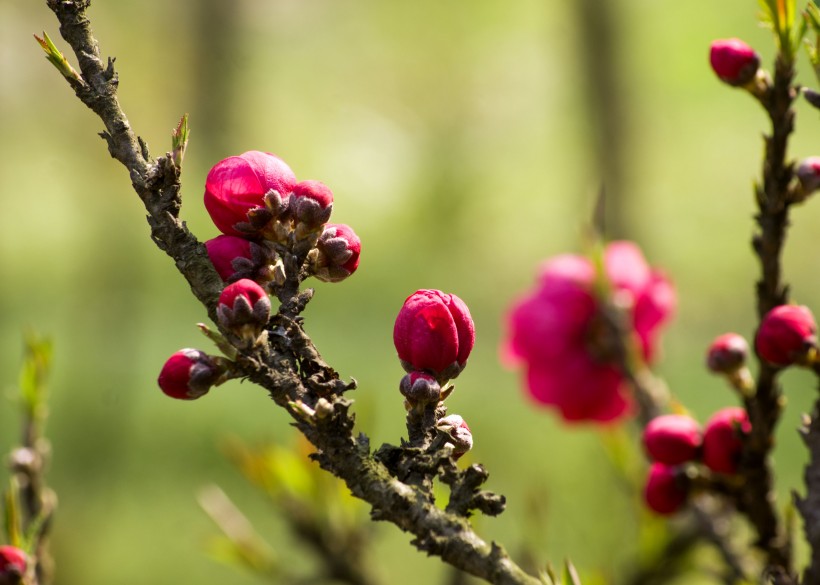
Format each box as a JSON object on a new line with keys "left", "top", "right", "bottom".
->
{"left": 796, "top": 157, "right": 820, "bottom": 201}
{"left": 311, "top": 223, "right": 362, "bottom": 283}
{"left": 204, "top": 151, "right": 297, "bottom": 237}
{"left": 755, "top": 304, "right": 818, "bottom": 367}
{"left": 0, "top": 546, "right": 27, "bottom": 584}
{"left": 706, "top": 332, "right": 749, "bottom": 374}
{"left": 292, "top": 180, "right": 334, "bottom": 230}
{"left": 399, "top": 371, "right": 441, "bottom": 405}
{"left": 436, "top": 414, "right": 473, "bottom": 459}
{"left": 158, "top": 349, "right": 224, "bottom": 400}
{"left": 702, "top": 407, "right": 750, "bottom": 474}
{"left": 217, "top": 279, "right": 271, "bottom": 343}
{"left": 642, "top": 414, "right": 702, "bottom": 465}
{"left": 394, "top": 289, "right": 475, "bottom": 381}
{"left": 205, "top": 235, "right": 275, "bottom": 283}
{"left": 709, "top": 38, "right": 760, "bottom": 87}
{"left": 644, "top": 463, "right": 688, "bottom": 515}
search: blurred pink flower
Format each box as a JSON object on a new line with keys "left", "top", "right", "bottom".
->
{"left": 502, "top": 241, "right": 675, "bottom": 423}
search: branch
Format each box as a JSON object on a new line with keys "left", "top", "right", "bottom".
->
{"left": 796, "top": 400, "right": 820, "bottom": 585}
{"left": 42, "top": 2, "right": 541, "bottom": 583}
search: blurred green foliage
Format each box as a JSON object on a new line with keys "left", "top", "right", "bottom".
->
{"left": 4, "top": 1, "right": 820, "bottom": 583}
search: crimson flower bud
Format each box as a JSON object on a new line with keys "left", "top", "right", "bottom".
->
{"left": 706, "top": 332, "right": 748, "bottom": 374}
{"left": 702, "top": 407, "right": 751, "bottom": 474}
{"left": 217, "top": 279, "right": 271, "bottom": 343}
{"left": 158, "top": 349, "right": 223, "bottom": 400}
{"left": 436, "top": 414, "right": 473, "bottom": 459}
{"left": 292, "top": 180, "right": 334, "bottom": 230}
{"left": 204, "top": 151, "right": 297, "bottom": 237}
{"left": 394, "top": 289, "right": 475, "bottom": 381}
{"left": 644, "top": 463, "right": 688, "bottom": 516}
{"left": 0, "top": 546, "right": 26, "bottom": 584}
{"left": 205, "top": 234, "right": 275, "bottom": 283}
{"left": 312, "top": 223, "right": 362, "bottom": 283}
{"left": 755, "top": 304, "right": 818, "bottom": 367}
{"left": 796, "top": 157, "right": 820, "bottom": 200}
{"left": 709, "top": 38, "right": 760, "bottom": 87}
{"left": 399, "top": 371, "right": 441, "bottom": 405}
{"left": 642, "top": 414, "right": 702, "bottom": 465}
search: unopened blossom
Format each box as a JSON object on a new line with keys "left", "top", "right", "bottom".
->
{"left": 436, "top": 414, "right": 473, "bottom": 459}
{"left": 158, "top": 349, "right": 223, "bottom": 400}
{"left": 706, "top": 332, "right": 749, "bottom": 374}
{"left": 291, "top": 180, "right": 334, "bottom": 230}
{"left": 709, "top": 38, "right": 760, "bottom": 86}
{"left": 642, "top": 414, "right": 702, "bottom": 465}
{"left": 755, "top": 304, "right": 818, "bottom": 367}
{"left": 644, "top": 463, "right": 688, "bottom": 516}
{"left": 204, "top": 151, "right": 297, "bottom": 237}
{"left": 702, "top": 407, "right": 750, "bottom": 474}
{"left": 796, "top": 157, "right": 820, "bottom": 201}
{"left": 503, "top": 241, "right": 675, "bottom": 423}
{"left": 399, "top": 371, "right": 441, "bottom": 405}
{"left": 394, "top": 289, "right": 475, "bottom": 381}
{"left": 217, "top": 279, "right": 271, "bottom": 342}
{"left": 205, "top": 234, "right": 275, "bottom": 283}
{"left": 0, "top": 546, "right": 27, "bottom": 579}
{"left": 312, "top": 223, "right": 362, "bottom": 283}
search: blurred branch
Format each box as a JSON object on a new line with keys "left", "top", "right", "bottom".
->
{"left": 5, "top": 333, "right": 57, "bottom": 585}
{"left": 743, "top": 51, "right": 799, "bottom": 580}
{"left": 796, "top": 402, "right": 820, "bottom": 585}
{"left": 42, "top": 3, "right": 540, "bottom": 583}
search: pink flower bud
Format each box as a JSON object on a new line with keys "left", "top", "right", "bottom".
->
{"left": 709, "top": 38, "right": 760, "bottom": 86}
{"left": 642, "top": 414, "right": 702, "bottom": 465}
{"left": 394, "top": 289, "right": 475, "bottom": 381}
{"left": 706, "top": 332, "right": 749, "bottom": 374}
{"left": 292, "top": 180, "right": 334, "bottom": 229}
{"left": 312, "top": 223, "right": 362, "bottom": 283}
{"left": 644, "top": 463, "right": 688, "bottom": 515}
{"left": 158, "top": 349, "right": 222, "bottom": 400}
{"left": 0, "top": 546, "right": 27, "bottom": 583}
{"left": 204, "top": 151, "right": 297, "bottom": 237}
{"left": 217, "top": 279, "right": 271, "bottom": 341}
{"left": 205, "top": 234, "right": 276, "bottom": 284}
{"left": 399, "top": 371, "right": 441, "bottom": 405}
{"left": 755, "top": 304, "right": 818, "bottom": 367}
{"left": 796, "top": 157, "right": 820, "bottom": 198}
{"left": 436, "top": 414, "right": 473, "bottom": 459}
{"left": 702, "top": 407, "right": 751, "bottom": 474}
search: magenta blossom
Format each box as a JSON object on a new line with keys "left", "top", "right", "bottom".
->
{"left": 394, "top": 289, "right": 475, "bottom": 381}
{"left": 502, "top": 241, "right": 675, "bottom": 423}
{"left": 204, "top": 151, "right": 297, "bottom": 236}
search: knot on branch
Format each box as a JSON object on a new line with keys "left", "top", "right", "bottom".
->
{"left": 440, "top": 462, "right": 506, "bottom": 517}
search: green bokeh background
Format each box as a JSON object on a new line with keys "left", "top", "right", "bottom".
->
{"left": 3, "top": 1, "right": 820, "bottom": 583}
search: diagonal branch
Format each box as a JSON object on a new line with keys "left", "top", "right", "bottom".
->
{"left": 42, "top": 2, "right": 540, "bottom": 583}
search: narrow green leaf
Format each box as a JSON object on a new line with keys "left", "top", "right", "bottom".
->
{"left": 33, "top": 32, "right": 83, "bottom": 83}
{"left": 171, "top": 114, "right": 190, "bottom": 169}
{"left": 4, "top": 481, "right": 22, "bottom": 547}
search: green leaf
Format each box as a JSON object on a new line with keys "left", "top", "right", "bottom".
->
{"left": 171, "top": 114, "right": 190, "bottom": 169}
{"left": 34, "top": 32, "right": 83, "bottom": 83}
{"left": 4, "top": 480, "right": 22, "bottom": 548}
{"left": 18, "top": 331, "right": 52, "bottom": 422}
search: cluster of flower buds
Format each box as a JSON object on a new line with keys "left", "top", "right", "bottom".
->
{"left": 202, "top": 150, "right": 361, "bottom": 286}
{"left": 641, "top": 408, "right": 751, "bottom": 515}
{"left": 709, "top": 38, "right": 768, "bottom": 97}
{"left": 158, "top": 151, "right": 363, "bottom": 401}
{"left": 393, "top": 289, "right": 476, "bottom": 458}
{"left": 0, "top": 545, "right": 28, "bottom": 585}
